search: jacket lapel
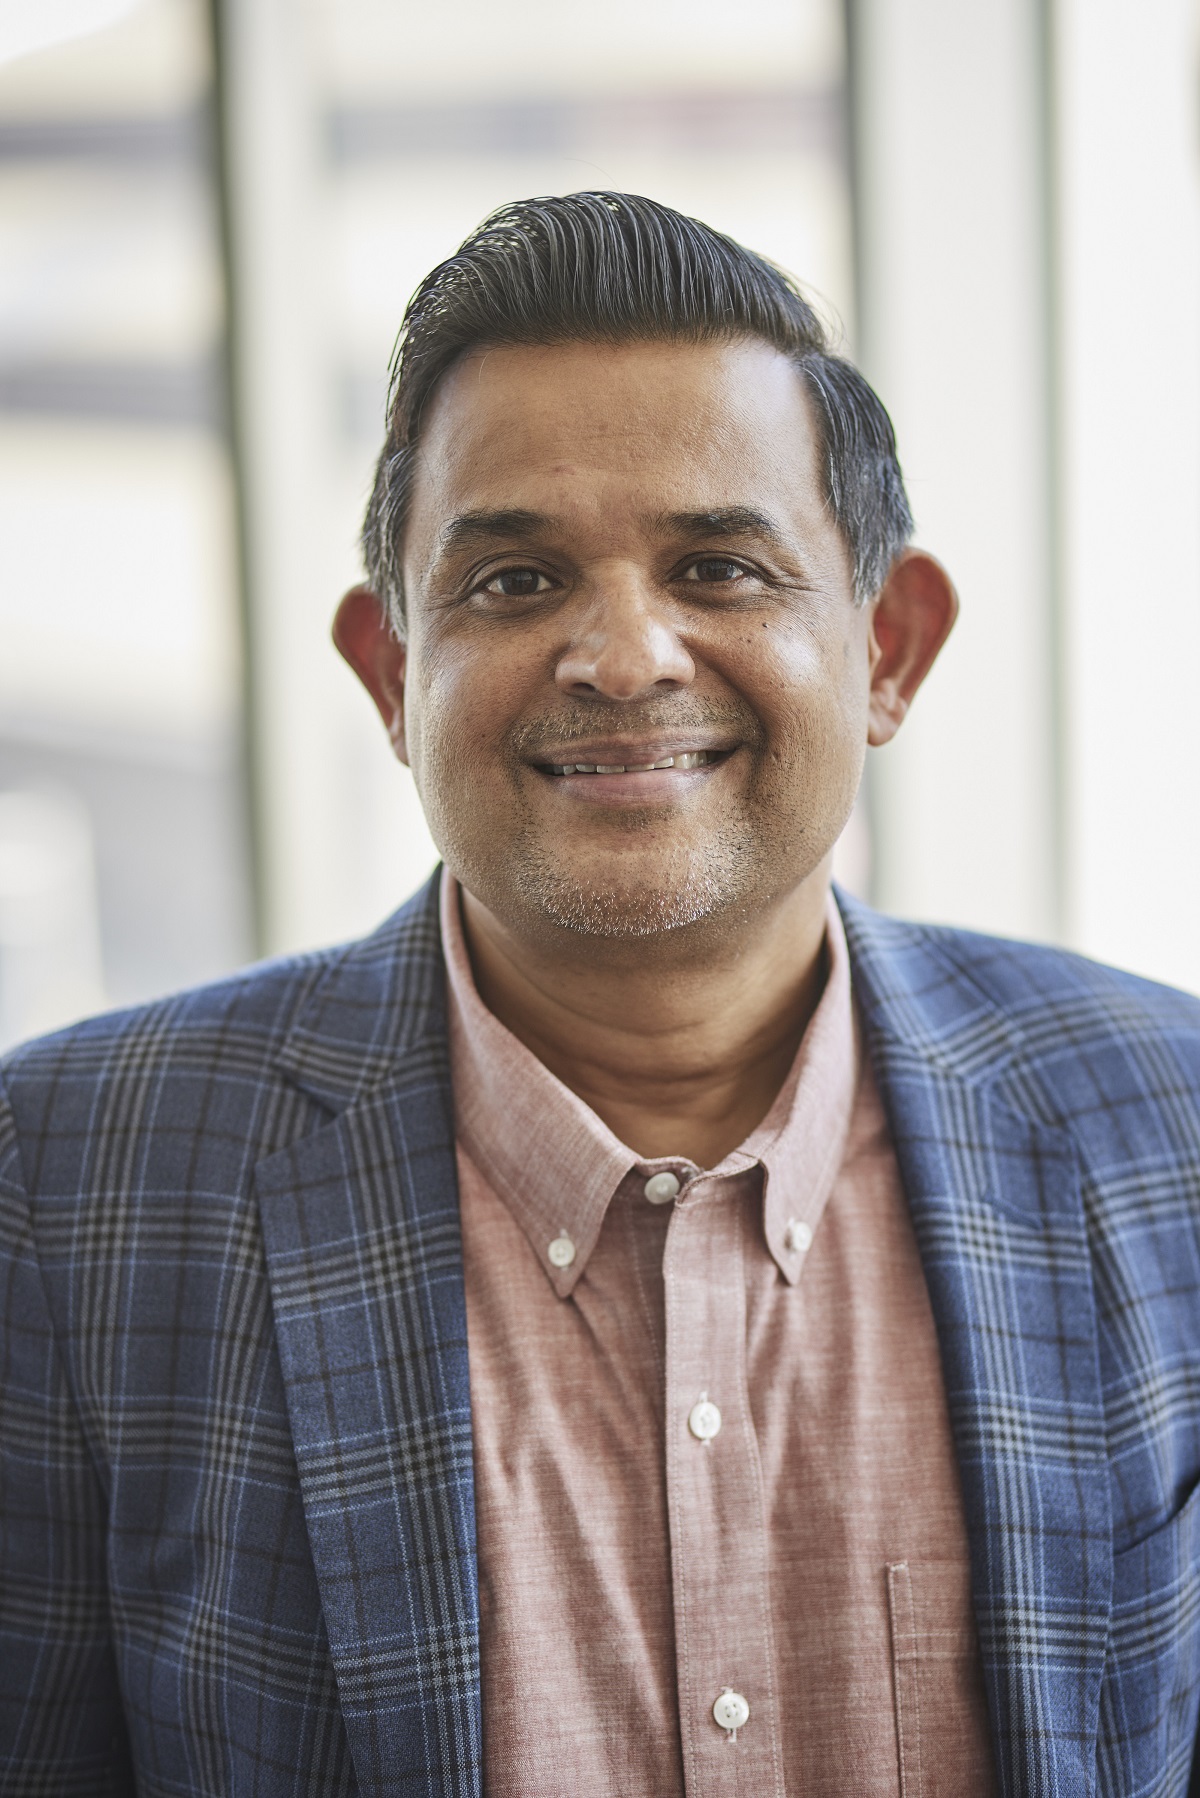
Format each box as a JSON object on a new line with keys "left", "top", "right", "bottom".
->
{"left": 840, "top": 892, "right": 1112, "bottom": 1798}
{"left": 255, "top": 874, "right": 481, "bottom": 1798}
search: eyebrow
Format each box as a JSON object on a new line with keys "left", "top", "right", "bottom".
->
{"left": 651, "top": 505, "right": 784, "bottom": 542}
{"left": 437, "top": 509, "right": 554, "bottom": 557}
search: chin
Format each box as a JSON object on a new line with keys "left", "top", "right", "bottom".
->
{"left": 511, "top": 841, "right": 752, "bottom": 940}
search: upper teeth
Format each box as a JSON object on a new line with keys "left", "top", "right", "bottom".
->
{"left": 549, "top": 751, "right": 713, "bottom": 776}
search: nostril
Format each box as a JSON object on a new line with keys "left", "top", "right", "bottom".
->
{"left": 556, "top": 653, "right": 695, "bottom": 702}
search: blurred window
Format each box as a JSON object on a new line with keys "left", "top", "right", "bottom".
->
{"left": 0, "top": 0, "right": 251, "bottom": 1046}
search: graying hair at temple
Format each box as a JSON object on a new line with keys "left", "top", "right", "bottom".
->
{"left": 361, "top": 190, "right": 914, "bottom": 630}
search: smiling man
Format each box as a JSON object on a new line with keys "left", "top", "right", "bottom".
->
{"left": 3, "top": 194, "right": 1200, "bottom": 1798}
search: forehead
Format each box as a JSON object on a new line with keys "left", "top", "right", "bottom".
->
{"left": 405, "top": 337, "right": 831, "bottom": 551}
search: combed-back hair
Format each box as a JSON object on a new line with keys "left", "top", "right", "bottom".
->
{"left": 362, "top": 191, "right": 912, "bottom": 627}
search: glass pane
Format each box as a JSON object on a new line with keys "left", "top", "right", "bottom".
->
{"left": 0, "top": 0, "right": 252, "bottom": 1046}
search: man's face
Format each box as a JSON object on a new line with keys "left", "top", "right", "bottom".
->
{"left": 396, "top": 336, "right": 874, "bottom": 945}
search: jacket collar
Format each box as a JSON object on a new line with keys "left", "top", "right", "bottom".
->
{"left": 273, "top": 875, "right": 1034, "bottom": 1119}
{"left": 272, "top": 871, "right": 448, "bottom": 1112}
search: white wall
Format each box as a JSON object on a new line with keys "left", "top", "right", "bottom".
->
{"left": 852, "top": 0, "right": 1200, "bottom": 995}
{"left": 1055, "top": 0, "right": 1200, "bottom": 991}
{"left": 851, "top": 0, "right": 1058, "bottom": 944}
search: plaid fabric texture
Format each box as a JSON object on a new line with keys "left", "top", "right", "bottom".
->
{"left": 2, "top": 870, "right": 1199, "bottom": 1797}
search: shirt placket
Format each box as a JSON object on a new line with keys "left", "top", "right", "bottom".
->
{"left": 663, "top": 1172, "right": 785, "bottom": 1798}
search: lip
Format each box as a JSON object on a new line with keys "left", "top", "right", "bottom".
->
{"left": 526, "top": 739, "right": 737, "bottom": 805}
{"left": 527, "top": 737, "right": 736, "bottom": 773}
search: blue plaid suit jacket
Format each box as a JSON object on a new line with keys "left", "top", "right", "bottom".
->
{"left": 3, "top": 871, "right": 1200, "bottom": 1797}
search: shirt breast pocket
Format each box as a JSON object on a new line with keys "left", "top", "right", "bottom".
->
{"left": 886, "top": 1560, "right": 996, "bottom": 1797}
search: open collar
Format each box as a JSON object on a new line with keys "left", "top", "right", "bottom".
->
{"left": 441, "top": 873, "right": 858, "bottom": 1295}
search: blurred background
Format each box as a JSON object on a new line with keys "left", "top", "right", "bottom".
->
{"left": 0, "top": 0, "right": 1197, "bottom": 1048}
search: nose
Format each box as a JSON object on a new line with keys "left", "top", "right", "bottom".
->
{"left": 555, "top": 572, "right": 696, "bottom": 700}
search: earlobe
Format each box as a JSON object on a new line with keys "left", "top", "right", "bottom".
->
{"left": 866, "top": 550, "right": 958, "bottom": 747}
{"left": 331, "top": 585, "right": 410, "bottom": 764}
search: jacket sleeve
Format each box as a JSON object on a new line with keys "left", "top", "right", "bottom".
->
{"left": 0, "top": 1073, "right": 134, "bottom": 1795}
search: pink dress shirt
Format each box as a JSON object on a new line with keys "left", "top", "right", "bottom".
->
{"left": 441, "top": 873, "right": 995, "bottom": 1796}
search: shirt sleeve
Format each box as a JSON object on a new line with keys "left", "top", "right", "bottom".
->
{"left": 0, "top": 1070, "right": 135, "bottom": 1794}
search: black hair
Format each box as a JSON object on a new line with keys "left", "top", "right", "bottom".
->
{"left": 362, "top": 191, "right": 912, "bottom": 625}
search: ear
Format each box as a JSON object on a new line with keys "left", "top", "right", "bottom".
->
{"left": 332, "top": 585, "right": 410, "bottom": 764}
{"left": 866, "top": 550, "right": 959, "bottom": 747}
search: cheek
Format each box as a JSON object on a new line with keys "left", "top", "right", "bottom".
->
{"left": 738, "top": 619, "right": 868, "bottom": 762}
{"left": 403, "top": 635, "right": 520, "bottom": 805}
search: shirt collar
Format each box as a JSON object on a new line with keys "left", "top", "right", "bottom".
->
{"left": 441, "top": 874, "right": 859, "bottom": 1296}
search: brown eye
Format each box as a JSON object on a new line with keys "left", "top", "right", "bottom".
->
{"left": 687, "top": 557, "right": 744, "bottom": 583}
{"left": 484, "top": 568, "right": 551, "bottom": 598}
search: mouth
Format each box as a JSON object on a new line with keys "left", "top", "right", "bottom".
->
{"left": 542, "top": 749, "right": 723, "bottom": 777}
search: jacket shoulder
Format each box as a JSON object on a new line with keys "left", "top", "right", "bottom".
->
{"left": 2, "top": 940, "right": 335, "bottom": 1091}
{"left": 839, "top": 891, "right": 1200, "bottom": 1135}
{"left": 0, "top": 874, "right": 445, "bottom": 1185}
{"left": 912, "top": 916, "right": 1200, "bottom": 1037}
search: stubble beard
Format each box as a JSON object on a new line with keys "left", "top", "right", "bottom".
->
{"left": 511, "top": 819, "right": 761, "bottom": 940}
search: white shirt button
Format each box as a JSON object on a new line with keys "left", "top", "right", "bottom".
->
{"left": 688, "top": 1395, "right": 722, "bottom": 1441}
{"left": 785, "top": 1217, "right": 813, "bottom": 1254}
{"left": 643, "top": 1170, "right": 681, "bottom": 1205}
{"left": 713, "top": 1688, "right": 750, "bottom": 1736}
{"left": 547, "top": 1234, "right": 576, "bottom": 1268}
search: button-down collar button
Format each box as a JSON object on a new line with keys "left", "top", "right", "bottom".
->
{"left": 785, "top": 1217, "right": 813, "bottom": 1254}
{"left": 688, "top": 1395, "right": 722, "bottom": 1441}
{"left": 713, "top": 1688, "right": 750, "bottom": 1738}
{"left": 643, "top": 1170, "right": 681, "bottom": 1206}
{"left": 547, "top": 1233, "right": 576, "bottom": 1269}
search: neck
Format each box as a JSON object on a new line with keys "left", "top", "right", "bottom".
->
{"left": 457, "top": 868, "right": 832, "bottom": 1167}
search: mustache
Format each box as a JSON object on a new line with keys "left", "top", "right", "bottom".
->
{"left": 508, "top": 697, "right": 764, "bottom": 757}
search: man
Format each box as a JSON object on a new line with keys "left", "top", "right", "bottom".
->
{"left": 2, "top": 193, "right": 1199, "bottom": 1798}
